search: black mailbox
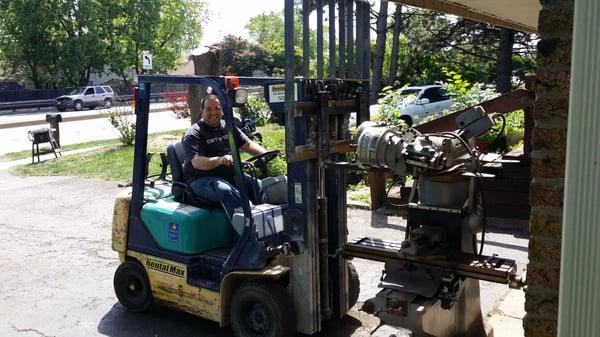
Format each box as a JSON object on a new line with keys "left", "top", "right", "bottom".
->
{"left": 45, "top": 113, "right": 62, "bottom": 123}
{"left": 45, "top": 113, "right": 62, "bottom": 147}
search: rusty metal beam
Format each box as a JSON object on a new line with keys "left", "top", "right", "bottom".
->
{"left": 343, "top": 237, "right": 520, "bottom": 285}
{"left": 414, "top": 88, "right": 534, "bottom": 134}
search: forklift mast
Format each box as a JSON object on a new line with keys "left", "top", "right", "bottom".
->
{"left": 282, "top": 0, "right": 373, "bottom": 333}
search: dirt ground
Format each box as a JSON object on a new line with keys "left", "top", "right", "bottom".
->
{"left": 0, "top": 171, "right": 528, "bottom": 337}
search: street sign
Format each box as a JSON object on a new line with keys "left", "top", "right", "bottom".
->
{"left": 142, "top": 51, "right": 153, "bottom": 70}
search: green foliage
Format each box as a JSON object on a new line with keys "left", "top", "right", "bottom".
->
{"left": 239, "top": 96, "right": 271, "bottom": 126}
{"left": 216, "top": 35, "right": 273, "bottom": 76}
{"left": 441, "top": 69, "right": 499, "bottom": 111}
{"left": 108, "top": 106, "right": 136, "bottom": 146}
{"left": 479, "top": 109, "right": 525, "bottom": 150}
{"left": 375, "top": 85, "right": 412, "bottom": 128}
{"left": 0, "top": 0, "right": 206, "bottom": 88}
{"left": 381, "top": 7, "right": 537, "bottom": 90}
{"left": 259, "top": 124, "right": 287, "bottom": 177}
{"left": 245, "top": 9, "right": 318, "bottom": 76}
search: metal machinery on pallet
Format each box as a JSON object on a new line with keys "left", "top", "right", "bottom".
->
{"left": 284, "top": 75, "right": 525, "bottom": 336}
{"left": 341, "top": 107, "right": 525, "bottom": 336}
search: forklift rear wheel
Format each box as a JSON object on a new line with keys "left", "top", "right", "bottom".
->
{"left": 348, "top": 262, "right": 360, "bottom": 309}
{"left": 113, "top": 261, "right": 153, "bottom": 312}
{"left": 230, "top": 280, "right": 296, "bottom": 337}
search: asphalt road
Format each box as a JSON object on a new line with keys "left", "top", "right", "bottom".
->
{"left": 0, "top": 103, "right": 185, "bottom": 156}
{"left": 0, "top": 170, "right": 528, "bottom": 337}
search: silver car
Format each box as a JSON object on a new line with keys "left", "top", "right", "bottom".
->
{"left": 55, "top": 85, "right": 115, "bottom": 111}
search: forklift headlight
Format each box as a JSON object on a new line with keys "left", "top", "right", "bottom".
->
{"left": 233, "top": 88, "right": 249, "bottom": 106}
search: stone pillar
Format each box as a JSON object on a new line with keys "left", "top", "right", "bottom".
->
{"left": 524, "top": 1, "right": 573, "bottom": 336}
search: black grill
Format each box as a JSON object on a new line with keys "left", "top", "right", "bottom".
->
{"left": 28, "top": 128, "right": 51, "bottom": 144}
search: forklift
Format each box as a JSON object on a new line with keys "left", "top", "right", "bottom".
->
{"left": 111, "top": 75, "right": 364, "bottom": 337}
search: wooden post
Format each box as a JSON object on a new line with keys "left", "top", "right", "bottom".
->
{"left": 368, "top": 171, "right": 386, "bottom": 209}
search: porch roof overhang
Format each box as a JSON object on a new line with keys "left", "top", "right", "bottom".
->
{"left": 389, "top": 0, "right": 540, "bottom": 34}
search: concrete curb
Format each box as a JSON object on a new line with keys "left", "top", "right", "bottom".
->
{"left": 0, "top": 106, "right": 171, "bottom": 129}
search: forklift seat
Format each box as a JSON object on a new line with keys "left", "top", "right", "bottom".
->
{"left": 166, "top": 141, "right": 220, "bottom": 209}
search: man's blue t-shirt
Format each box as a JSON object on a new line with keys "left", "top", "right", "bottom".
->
{"left": 182, "top": 120, "right": 249, "bottom": 183}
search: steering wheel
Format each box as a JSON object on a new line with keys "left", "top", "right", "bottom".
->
{"left": 243, "top": 150, "right": 281, "bottom": 178}
{"left": 246, "top": 150, "right": 280, "bottom": 164}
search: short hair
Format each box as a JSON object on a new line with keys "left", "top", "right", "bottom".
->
{"left": 200, "top": 94, "right": 220, "bottom": 111}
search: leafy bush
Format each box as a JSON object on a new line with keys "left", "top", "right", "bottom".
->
{"left": 108, "top": 104, "right": 136, "bottom": 146}
{"left": 260, "top": 124, "right": 286, "bottom": 177}
{"left": 162, "top": 91, "right": 190, "bottom": 119}
{"left": 239, "top": 95, "right": 271, "bottom": 126}
{"left": 441, "top": 69, "right": 499, "bottom": 112}
{"left": 375, "top": 85, "right": 413, "bottom": 128}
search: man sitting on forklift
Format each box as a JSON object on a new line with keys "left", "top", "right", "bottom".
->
{"left": 182, "top": 93, "right": 267, "bottom": 219}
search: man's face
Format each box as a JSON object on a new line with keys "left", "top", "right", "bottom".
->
{"left": 201, "top": 96, "right": 223, "bottom": 128}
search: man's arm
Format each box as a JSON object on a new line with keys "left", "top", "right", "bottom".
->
{"left": 191, "top": 155, "right": 233, "bottom": 170}
{"left": 240, "top": 140, "right": 266, "bottom": 156}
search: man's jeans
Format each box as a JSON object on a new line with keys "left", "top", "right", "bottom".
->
{"left": 188, "top": 174, "right": 265, "bottom": 220}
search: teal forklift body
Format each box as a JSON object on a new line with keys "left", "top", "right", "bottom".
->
{"left": 141, "top": 197, "right": 237, "bottom": 254}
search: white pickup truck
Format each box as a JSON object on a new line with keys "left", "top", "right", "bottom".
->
{"left": 379, "top": 85, "right": 453, "bottom": 127}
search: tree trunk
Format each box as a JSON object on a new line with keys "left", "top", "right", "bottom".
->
{"left": 28, "top": 61, "right": 43, "bottom": 89}
{"left": 496, "top": 28, "right": 514, "bottom": 93}
{"left": 189, "top": 50, "right": 222, "bottom": 124}
{"left": 371, "top": 0, "right": 388, "bottom": 103}
{"left": 388, "top": 4, "right": 402, "bottom": 86}
{"left": 120, "top": 71, "right": 131, "bottom": 89}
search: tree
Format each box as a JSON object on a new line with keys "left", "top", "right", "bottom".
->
{"left": 387, "top": 4, "right": 403, "bottom": 86}
{"left": 215, "top": 35, "right": 273, "bottom": 76}
{"left": 0, "top": 0, "right": 206, "bottom": 88}
{"left": 496, "top": 28, "right": 515, "bottom": 93}
{"left": 371, "top": 0, "right": 389, "bottom": 102}
{"left": 379, "top": 7, "right": 536, "bottom": 91}
{"left": 245, "top": 9, "right": 317, "bottom": 76}
{"left": 0, "top": 0, "right": 62, "bottom": 88}
{"left": 104, "top": 0, "right": 206, "bottom": 87}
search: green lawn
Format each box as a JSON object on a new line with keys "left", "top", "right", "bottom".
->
{"left": 2, "top": 138, "right": 121, "bottom": 161}
{"left": 9, "top": 124, "right": 286, "bottom": 181}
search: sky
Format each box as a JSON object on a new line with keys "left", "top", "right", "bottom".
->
{"left": 200, "top": 0, "right": 285, "bottom": 47}
{"left": 195, "top": 0, "right": 387, "bottom": 54}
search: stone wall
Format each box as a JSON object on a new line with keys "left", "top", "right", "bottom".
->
{"left": 524, "top": 0, "right": 573, "bottom": 336}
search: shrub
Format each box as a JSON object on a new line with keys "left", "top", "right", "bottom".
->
{"left": 442, "top": 70, "right": 499, "bottom": 112}
{"left": 107, "top": 103, "right": 136, "bottom": 146}
{"left": 162, "top": 91, "right": 190, "bottom": 119}
{"left": 376, "top": 85, "right": 413, "bottom": 128}
{"left": 239, "top": 95, "right": 271, "bottom": 126}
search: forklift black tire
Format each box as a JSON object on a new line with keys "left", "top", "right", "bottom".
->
{"left": 348, "top": 262, "right": 360, "bottom": 309}
{"left": 114, "top": 261, "right": 153, "bottom": 312}
{"left": 230, "top": 280, "right": 296, "bottom": 337}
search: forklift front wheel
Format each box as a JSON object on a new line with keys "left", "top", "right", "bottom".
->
{"left": 348, "top": 262, "right": 361, "bottom": 309}
{"left": 113, "top": 261, "right": 153, "bottom": 312}
{"left": 230, "top": 280, "right": 296, "bottom": 337}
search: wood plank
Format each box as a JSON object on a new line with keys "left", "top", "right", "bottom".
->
{"left": 414, "top": 89, "right": 533, "bottom": 134}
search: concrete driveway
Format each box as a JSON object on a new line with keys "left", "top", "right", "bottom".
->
{"left": 0, "top": 170, "right": 528, "bottom": 337}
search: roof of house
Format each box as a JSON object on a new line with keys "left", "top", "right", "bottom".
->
{"left": 389, "top": 0, "right": 540, "bottom": 34}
